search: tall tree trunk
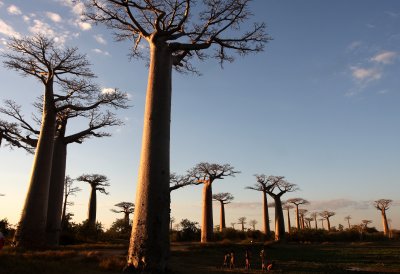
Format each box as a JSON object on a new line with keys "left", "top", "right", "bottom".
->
{"left": 219, "top": 201, "right": 225, "bottom": 232}
{"left": 241, "top": 222, "right": 245, "bottom": 231}
{"left": 201, "top": 181, "right": 213, "bottom": 242}
{"left": 347, "top": 219, "right": 351, "bottom": 229}
{"left": 124, "top": 212, "right": 130, "bottom": 228}
{"left": 127, "top": 40, "right": 172, "bottom": 272}
{"left": 321, "top": 219, "right": 324, "bottom": 229}
{"left": 381, "top": 209, "right": 389, "bottom": 236}
{"left": 286, "top": 208, "right": 291, "bottom": 233}
{"left": 262, "top": 191, "right": 270, "bottom": 236}
{"left": 326, "top": 218, "right": 331, "bottom": 231}
{"left": 46, "top": 135, "right": 67, "bottom": 246}
{"left": 314, "top": 216, "right": 318, "bottom": 229}
{"left": 88, "top": 186, "right": 97, "bottom": 228}
{"left": 273, "top": 196, "right": 285, "bottom": 241}
{"left": 14, "top": 81, "right": 56, "bottom": 248}
{"left": 301, "top": 215, "right": 305, "bottom": 229}
{"left": 295, "top": 205, "right": 300, "bottom": 230}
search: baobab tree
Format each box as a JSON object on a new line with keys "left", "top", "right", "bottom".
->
{"left": 246, "top": 175, "right": 273, "bottom": 236}
{"left": 61, "top": 176, "right": 81, "bottom": 230}
{"left": 305, "top": 217, "right": 313, "bottom": 229}
{"left": 298, "top": 209, "right": 308, "bottom": 229}
{"left": 170, "top": 217, "right": 175, "bottom": 231}
{"left": 77, "top": 174, "right": 110, "bottom": 229}
{"left": 374, "top": 199, "right": 392, "bottom": 236}
{"left": 2, "top": 35, "right": 95, "bottom": 248}
{"left": 310, "top": 212, "right": 318, "bottom": 229}
{"left": 361, "top": 219, "right": 372, "bottom": 230}
{"left": 319, "top": 211, "right": 335, "bottom": 231}
{"left": 286, "top": 198, "right": 309, "bottom": 230}
{"left": 0, "top": 119, "right": 33, "bottom": 151}
{"left": 238, "top": 217, "right": 247, "bottom": 231}
{"left": 111, "top": 202, "right": 135, "bottom": 229}
{"left": 188, "top": 162, "right": 239, "bottom": 243}
{"left": 255, "top": 175, "right": 298, "bottom": 240}
{"left": 231, "top": 223, "right": 236, "bottom": 229}
{"left": 282, "top": 203, "right": 294, "bottom": 233}
{"left": 81, "top": 1, "right": 268, "bottom": 271}
{"left": 1, "top": 91, "right": 127, "bottom": 246}
{"left": 212, "top": 192, "right": 234, "bottom": 232}
{"left": 344, "top": 215, "right": 352, "bottom": 229}
{"left": 319, "top": 218, "right": 325, "bottom": 230}
{"left": 249, "top": 219, "right": 258, "bottom": 230}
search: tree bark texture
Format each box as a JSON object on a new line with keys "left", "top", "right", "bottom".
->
{"left": 286, "top": 209, "right": 291, "bottom": 233}
{"left": 201, "top": 181, "right": 213, "bottom": 242}
{"left": 14, "top": 81, "right": 56, "bottom": 248}
{"left": 46, "top": 137, "right": 67, "bottom": 246}
{"left": 295, "top": 205, "right": 300, "bottom": 230}
{"left": 219, "top": 201, "right": 225, "bottom": 232}
{"left": 381, "top": 210, "right": 389, "bottom": 236}
{"left": 273, "top": 197, "right": 285, "bottom": 241}
{"left": 127, "top": 40, "right": 172, "bottom": 272}
{"left": 88, "top": 186, "right": 97, "bottom": 228}
{"left": 262, "top": 191, "right": 270, "bottom": 236}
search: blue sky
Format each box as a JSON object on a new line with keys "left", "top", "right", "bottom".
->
{"left": 0, "top": 0, "right": 399, "bottom": 231}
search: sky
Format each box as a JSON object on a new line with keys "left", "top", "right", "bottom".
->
{"left": 0, "top": 0, "right": 399, "bottom": 232}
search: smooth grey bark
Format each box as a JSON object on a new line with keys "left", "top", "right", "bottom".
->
{"left": 201, "top": 182, "right": 213, "bottom": 242}
{"left": 271, "top": 196, "right": 285, "bottom": 241}
{"left": 128, "top": 40, "right": 172, "bottom": 271}
{"left": 14, "top": 80, "right": 56, "bottom": 248}
{"left": 88, "top": 185, "right": 97, "bottom": 228}
{"left": 45, "top": 134, "right": 67, "bottom": 246}
{"left": 219, "top": 201, "right": 225, "bottom": 232}
{"left": 262, "top": 191, "right": 271, "bottom": 236}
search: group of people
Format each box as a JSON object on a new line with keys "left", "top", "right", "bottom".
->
{"left": 222, "top": 248, "right": 274, "bottom": 271}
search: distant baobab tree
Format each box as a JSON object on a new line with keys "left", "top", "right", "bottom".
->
{"left": 310, "top": 212, "right": 318, "bottom": 229}
{"left": 81, "top": 0, "right": 268, "bottom": 271}
{"left": 231, "top": 223, "right": 236, "bottom": 229}
{"left": 249, "top": 219, "right": 258, "bottom": 230}
{"left": 305, "top": 217, "right": 313, "bottom": 229}
{"left": 361, "top": 219, "right": 372, "bottom": 229}
{"left": 374, "top": 199, "right": 392, "bottom": 236}
{"left": 238, "top": 217, "right": 247, "bottom": 231}
{"left": 319, "top": 211, "right": 335, "bottom": 231}
{"left": 212, "top": 193, "right": 234, "bottom": 232}
{"left": 2, "top": 35, "right": 96, "bottom": 248}
{"left": 255, "top": 175, "right": 298, "bottom": 240}
{"left": 282, "top": 203, "right": 294, "bottom": 233}
{"left": 111, "top": 202, "right": 135, "bottom": 229}
{"left": 298, "top": 209, "right": 308, "bottom": 229}
{"left": 286, "top": 198, "right": 309, "bottom": 230}
{"left": 319, "top": 218, "right": 325, "bottom": 229}
{"left": 344, "top": 215, "right": 352, "bottom": 229}
{"left": 246, "top": 175, "right": 273, "bottom": 236}
{"left": 170, "top": 217, "right": 175, "bottom": 231}
{"left": 188, "top": 162, "right": 239, "bottom": 243}
{"left": 77, "top": 174, "right": 110, "bottom": 229}
{"left": 61, "top": 176, "right": 81, "bottom": 230}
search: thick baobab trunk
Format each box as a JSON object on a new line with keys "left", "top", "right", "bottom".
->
{"left": 347, "top": 219, "right": 351, "bottom": 229}
{"left": 124, "top": 212, "right": 130, "bottom": 228}
{"left": 46, "top": 136, "right": 67, "bottom": 246}
{"left": 14, "top": 81, "right": 56, "bottom": 248}
{"left": 262, "top": 191, "right": 270, "bottom": 236}
{"left": 286, "top": 208, "right": 291, "bottom": 233}
{"left": 88, "top": 186, "right": 97, "bottom": 228}
{"left": 219, "top": 201, "right": 225, "bottom": 232}
{"left": 201, "top": 181, "right": 213, "bottom": 242}
{"left": 301, "top": 215, "right": 305, "bottom": 229}
{"left": 61, "top": 192, "right": 68, "bottom": 230}
{"left": 273, "top": 197, "right": 285, "bottom": 241}
{"left": 127, "top": 40, "right": 172, "bottom": 272}
{"left": 326, "top": 218, "right": 331, "bottom": 231}
{"left": 295, "top": 205, "right": 300, "bottom": 230}
{"left": 381, "top": 210, "right": 389, "bottom": 236}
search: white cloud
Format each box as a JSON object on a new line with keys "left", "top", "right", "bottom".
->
{"left": 0, "top": 1, "right": 4, "bottom": 8}
{"left": 7, "top": 4, "right": 22, "bottom": 15}
{"left": 94, "top": 34, "right": 107, "bottom": 45}
{"left": 92, "top": 48, "right": 110, "bottom": 56}
{"left": 347, "top": 41, "right": 362, "bottom": 52}
{"left": 77, "top": 21, "right": 91, "bottom": 31}
{"left": 371, "top": 51, "right": 397, "bottom": 64}
{"left": 22, "top": 15, "right": 30, "bottom": 22}
{"left": 350, "top": 66, "right": 382, "bottom": 82}
{"left": 0, "top": 19, "right": 20, "bottom": 38}
{"left": 377, "top": 89, "right": 389, "bottom": 95}
{"left": 28, "top": 19, "right": 69, "bottom": 46}
{"left": 102, "top": 88, "right": 116, "bottom": 94}
{"left": 46, "top": 12, "right": 62, "bottom": 23}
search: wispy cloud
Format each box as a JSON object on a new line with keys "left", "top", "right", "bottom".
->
{"left": 347, "top": 41, "right": 362, "bottom": 52}
{"left": 0, "top": 1, "right": 4, "bottom": 8}
{"left": 46, "top": 12, "right": 62, "bottom": 23}
{"left": 229, "top": 202, "right": 261, "bottom": 209}
{"left": 385, "top": 11, "right": 400, "bottom": 18}
{"left": 350, "top": 66, "right": 382, "bottom": 82}
{"left": 92, "top": 48, "right": 110, "bottom": 56}
{"left": 307, "top": 199, "right": 372, "bottom": 211}
{"left": 0, "top": 19, "right": 20, "bottom": 38}
{"left": 7, "top": 4, "right": 22, "bottom": 15}
{"left": 28, "top": 19, "right": 70, "bottom": 46}
{"left": 101, "top": 88, "right": 116, "bottom": 94}
{"left": 94, "top": 34, "right": 107, "bottom": 45}
{"left": 57, "top": 0, "right": 91, "bottom": 31}
{"left": 371, "top": 51, "right": 397, "bottom": 64}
